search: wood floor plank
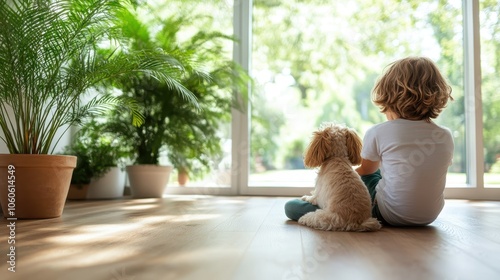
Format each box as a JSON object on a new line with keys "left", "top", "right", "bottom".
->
{"left": 232, "top": 198, "right": 304, "bottom": 280}
{"left": 1, "top": 196, "right": 500, "bottom": 280}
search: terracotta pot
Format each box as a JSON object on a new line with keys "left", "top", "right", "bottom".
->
{"left": 87, "top": 167, "right": 125, "bottom": 199}
{"left": 177, "top": 170, "right": 189, "bottom": 186}
{"left": 67, "top": 184, "right": 90, "bottom": 200}
{"left": 126, "top": 165, "right": 172, "bottom": 198}
{"left": 0, "top": 154, "right": 77, "bottom": 219}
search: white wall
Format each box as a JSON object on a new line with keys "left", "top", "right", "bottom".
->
{"left": 0, "top": 106, "right": 72, "bottom": 154}
{"left": 0, "top": 132, "right": 7, "bottom": 153}
{"left": 0, "top": 104, "right": 12, "bottom": 154}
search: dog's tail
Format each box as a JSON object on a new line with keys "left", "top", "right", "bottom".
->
{"left": 354, "top": 217, "right": 382, "bottom": 232}
{"left": 298, "top": 210, "right": 381, "bottom": 232}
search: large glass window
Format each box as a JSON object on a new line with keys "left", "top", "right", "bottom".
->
{"left": 249, "top": 0, "right": 466, "bottom": 188}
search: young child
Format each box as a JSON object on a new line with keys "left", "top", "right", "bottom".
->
{"left": 285, "top": 56, "right": 454, "bottom": 226}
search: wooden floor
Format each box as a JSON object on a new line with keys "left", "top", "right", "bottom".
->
{"left": 1, "top": 196, "right": 500, "bottom": 280}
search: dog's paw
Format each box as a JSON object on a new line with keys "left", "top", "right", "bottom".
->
{"left": 298, "top": 212, "right": 314, "bottom": 226}
{"left": 300, "top": 195, "right": 317, "bottom": 204}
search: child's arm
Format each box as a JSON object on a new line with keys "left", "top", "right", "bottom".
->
{"left": 355, "top": 159, "right": 380, "bottom": 176}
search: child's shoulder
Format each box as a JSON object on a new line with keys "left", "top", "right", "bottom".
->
{"left": 366, "top": 119, "right": 402, "bottom": 132}
{"left": 368, "top": 119, "right": 452, "bottom": 136}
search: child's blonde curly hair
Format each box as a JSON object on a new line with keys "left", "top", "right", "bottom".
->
{"left": 372, "top": 56, "right": 453, "bottom": 122}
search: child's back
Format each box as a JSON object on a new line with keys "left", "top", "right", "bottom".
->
{"left": 362, "top": 119, "right": 453, "bottom": 225}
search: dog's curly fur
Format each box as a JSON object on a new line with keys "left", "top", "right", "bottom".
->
{"left": 298, "top": 123, "right": 381, "bottom": 232}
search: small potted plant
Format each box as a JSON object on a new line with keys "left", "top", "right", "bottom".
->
{"left": 0, "top": 0, "right": 196, "bottom": 218}
{"left": 66, "top": 148, "right": 93, "bottom": 200}
{"left": 65, "top": 120, "right": 128, "bottom": 199}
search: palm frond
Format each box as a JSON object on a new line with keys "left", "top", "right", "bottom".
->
{"left": 0, "top": 0, "right": 190, "bottom": 154}
{"left": 67, "top": 94, "right": 144, "bottom": 127}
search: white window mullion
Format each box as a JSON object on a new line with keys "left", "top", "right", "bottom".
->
{"left": 445, "top": 0, "right": 490, "bottom": 199}
{"left": 463, "top": 0, "right": 484, "bottom": 190}
{"left": 232, "top": 0, "right": 252, "bottom": 194}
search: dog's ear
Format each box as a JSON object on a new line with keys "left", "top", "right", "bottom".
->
{"left": 345, "top": 128, "right": 363, "bottom": 165}
{"left": 304, "top": 129, "right": 331, "bottom": 167}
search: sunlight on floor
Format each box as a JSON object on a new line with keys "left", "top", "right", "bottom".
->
{"left": 35, "top": 247, "right": 138, "bottom": 267}
{"left": 46, "top": 223, "right": 144, "bottom": 243}
{"left": 121, "top": 204, "right": 158, "bottom": 210}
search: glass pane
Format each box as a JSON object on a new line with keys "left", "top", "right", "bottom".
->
{"left": 138, "top": 0, "right": 234, "bottom": 188}
{"left": 250, "top": 0, "right": 466, "bottom": 187}
{"left": 480, "top": 0, "right": 500, "bottom": 187}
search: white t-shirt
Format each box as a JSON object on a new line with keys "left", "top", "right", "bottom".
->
{"left": 361, "top": 119, "right": 454, "bottom": 226}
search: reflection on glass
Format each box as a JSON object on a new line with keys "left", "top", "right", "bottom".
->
{"left": 250, "top": 0, "right": 466, "bottom": 187}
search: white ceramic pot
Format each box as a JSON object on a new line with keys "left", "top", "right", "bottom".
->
{"left": 126, "top": 165, "right": 173, "bottom": 198}
{"left": 87, "top": 167, "right": 126, "bottom": 199}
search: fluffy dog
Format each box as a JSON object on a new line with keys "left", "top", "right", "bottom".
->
{"left": 298, "top": 124, "right": 381, "bottom": 231}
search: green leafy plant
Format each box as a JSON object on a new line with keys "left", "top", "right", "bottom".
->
{"left": 64, "top": 120, "right": 127, "bottom": 185}
{"left": 0, "top": 0, "right": 195, "bottom": 154}
{"left": 105, "top": 11, "right": 249, "bottom": 179}
{"left": 68, "top": 150, "right": 93, "bottom": 186}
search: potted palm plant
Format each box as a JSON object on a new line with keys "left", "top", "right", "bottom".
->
{"left": 0, "top": 0, "right": 196, "bottom": 218}
{"left": 105, "top": 12, "right": 249, "bottom": 196}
